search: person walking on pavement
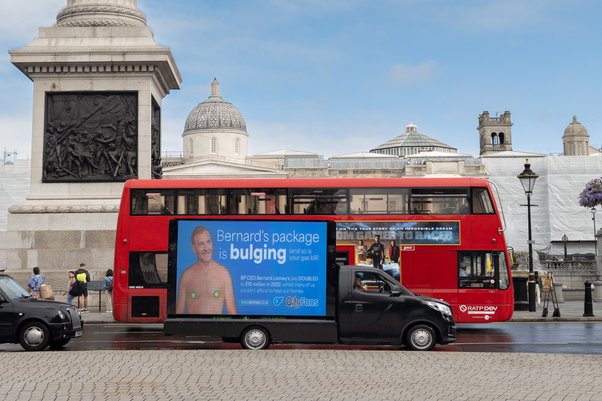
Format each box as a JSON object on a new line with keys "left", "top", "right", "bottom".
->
{"left": 75, "top": 263, "right": 91, "bottom": 311}
{"left": 27, "top": 266, "right": 45, "bottom": 298}
{"left": 104, "top": 269, "right": 114, "bottom": 313}
{"left": 63, "top": 271, "right": 76, "bottom": 305}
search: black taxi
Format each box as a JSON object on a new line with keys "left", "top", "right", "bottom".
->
{"left": 0, "top": 274, "right": 83, "bottom": 351}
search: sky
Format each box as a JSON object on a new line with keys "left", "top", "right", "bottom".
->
{"left": 1, "top": 0, "right": 601, "bottom": 159}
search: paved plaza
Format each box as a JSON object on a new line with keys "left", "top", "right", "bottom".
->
{"left": 2, "top": 301, "right": 601, "bottom": 401}
{"left": 2, "top": 349, "right": 602, "bottom": 401}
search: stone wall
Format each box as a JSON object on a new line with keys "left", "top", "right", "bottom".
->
{"left": 0, "top": 229, "right": 115, "bottom": 272}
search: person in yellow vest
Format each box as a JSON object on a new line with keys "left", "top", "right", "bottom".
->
{"left": 75, "top": 263, "right": 91, "bottom": 311}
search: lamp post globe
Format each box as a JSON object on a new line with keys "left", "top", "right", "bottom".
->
{"left": 517, "top": 159, "right": 538, "bottom": 313}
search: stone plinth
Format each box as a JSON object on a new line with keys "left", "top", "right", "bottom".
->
{"left": 2, "top": 0, "right": 180, "bottom": 273}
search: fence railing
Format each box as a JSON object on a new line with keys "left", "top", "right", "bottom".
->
{"left": 541, "top": 260, "right": 596, "bottom": 271}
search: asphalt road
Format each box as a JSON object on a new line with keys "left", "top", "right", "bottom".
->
{"left": 3, "top": 322, "right": 601, "bottom": 353}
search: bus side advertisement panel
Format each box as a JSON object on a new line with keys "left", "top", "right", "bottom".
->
{"left": 169, "top": 220, "right": 329, "bottom": 317}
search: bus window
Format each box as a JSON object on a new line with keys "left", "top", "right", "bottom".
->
{"left": 290, "top": 189, "right": 347, "bottom": 215}
{"left": 472, "top": 188, "right": 495, "bottom": 214}
{"left": 198, "top": 189, "right": 226, "bottom": 215}
{"left": 129, "top": 252, "right": 168, "bottom": 288}
{"left": 349, "top": 188, "right": 410, "bottom": 214}
{"left": 131, "top": 190, "right": 175, "bottom": 215}
{"left": 231, "top": 189, "right": 288, "bottom": 214}
{"left": 176, "top": 191, "right": 199, "bottom": 215}
{"left": 410, "top": 188, "right": 470, "bottom": 214}
{"left": 131, "top": 190, "right": 148, "bottom": 214}
{"left": 458, "top": 251, "right": 508, "bottom": 289}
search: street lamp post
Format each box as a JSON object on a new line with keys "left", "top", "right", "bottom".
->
{"left": 562, "top": 234, "right": 568, "bottom": 261}
{"left": 592, "top": 208, "right": 597, "bottom": 256}
{"left": 518, "top": 159, "right": 538, "bottom": 313}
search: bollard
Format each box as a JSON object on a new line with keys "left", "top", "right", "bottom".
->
{"left": 584, "top": 281, "right": 594, "bottom": 317}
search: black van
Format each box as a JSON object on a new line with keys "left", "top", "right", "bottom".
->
{"left": 0, "top": 274, "right": 84, "bottom": 351}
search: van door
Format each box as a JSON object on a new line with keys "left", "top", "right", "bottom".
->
{"left": 347, "top": 270, "right": 407, "bottom": 341}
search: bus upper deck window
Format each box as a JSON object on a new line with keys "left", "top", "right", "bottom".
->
{"left": 472, "top": 188, "right": 495, "bottom": 214}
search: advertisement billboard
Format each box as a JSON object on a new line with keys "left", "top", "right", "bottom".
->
{"left": 170, "top": 220, "right": 329, "bottom": 317}
{"left": 336, "top": 221, "right": 460, "bottom": 245}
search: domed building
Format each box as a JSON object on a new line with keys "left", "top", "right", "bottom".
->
{"left": 183, "top": 78, "right": 248, "bottom": 164}
{"left": 562, "top": 115, "right": 594, "bottom": 156}
{"left": 370, "top": 123, "right": 457, "bottom": 157}
{"left": 164, "top": 79, "right": 285, "bottom": 178}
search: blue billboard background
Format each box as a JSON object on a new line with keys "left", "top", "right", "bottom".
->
{"left": 175, "top": 220, "right": 327, "bottom": 316}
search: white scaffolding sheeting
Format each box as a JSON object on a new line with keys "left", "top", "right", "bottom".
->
{"left": 484, "top": 155, "right": 602, "bottom": 256}
{"left": 0, "top": 159, "right": 30, "bottom": 231}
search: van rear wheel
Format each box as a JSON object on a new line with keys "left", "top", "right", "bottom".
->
{"left": 405, "top": 324, "right": 436, "bottom": 351}
{"left": 241, "top": 326, "right": 270, "bottom": 350}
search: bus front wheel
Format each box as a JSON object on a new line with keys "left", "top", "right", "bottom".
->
{"left": 241, "top": 326, "right": 270, "bottom": 350}
{"left": 404, "top": 324, "right": 436, "bottom": 351}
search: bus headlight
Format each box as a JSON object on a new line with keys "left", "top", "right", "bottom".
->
{"left": 425, "top": 300, "right": 452, "bottom": 317}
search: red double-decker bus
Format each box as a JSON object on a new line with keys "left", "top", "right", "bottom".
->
{"left": 112, "top": 177, "right": 513, "bottom": 324}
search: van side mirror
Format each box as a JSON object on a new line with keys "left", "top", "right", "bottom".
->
{"left": 390, "top": 285, "right": 403, "bottom": 296}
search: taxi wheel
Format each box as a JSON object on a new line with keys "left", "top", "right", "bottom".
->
{"left": 19, "top": 322, "right": 50, "bottom": 351}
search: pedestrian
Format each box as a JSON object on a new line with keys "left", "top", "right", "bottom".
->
{"left": 104, "top": 269, "right": 114, "bottom": 313}
{"left": 367, "top": 235, "right": 385, "bottom": 269}
{"left": 75, "top": 263, "right": 91, "bottom": 311}
{"left": 27, "top": 266, "right": 45, "bottom": 298}
{"left": 63, "top": 271, "right": 76, "bottom": 305}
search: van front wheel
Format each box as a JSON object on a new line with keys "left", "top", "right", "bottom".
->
{"left": 241, "top": 326, "right": 270, "bottom": 350}
{"left": 405, "top": 324, "right": 436, "bottom": 351}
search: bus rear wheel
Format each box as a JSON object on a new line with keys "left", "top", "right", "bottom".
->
{"left": 405, "top": 324, "right": 436, "bottom": 351}
{"left": 241, "top": 326, "right": 270, "bottom": 350}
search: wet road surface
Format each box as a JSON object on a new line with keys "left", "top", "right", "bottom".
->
{"left": 3, "top": 321, "right": 601, "bottom": 353}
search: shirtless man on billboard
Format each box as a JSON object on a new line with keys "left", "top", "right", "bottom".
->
{"left": 176, "top": 226, "right": 237, "bottom": 315}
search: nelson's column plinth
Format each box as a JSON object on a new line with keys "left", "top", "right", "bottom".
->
{"left": 4, "top": 0, "right": 181, "bottom": 277}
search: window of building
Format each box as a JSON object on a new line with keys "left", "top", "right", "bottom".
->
{"left": 211, "top": 137, "right": 217, "bottom": 153}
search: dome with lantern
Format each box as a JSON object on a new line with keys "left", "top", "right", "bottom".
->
{"left": 182, "top": 79, "right": 248, "bottom": 164}
{"left": 563, "top": 116, "right": 590, "bottom": 156}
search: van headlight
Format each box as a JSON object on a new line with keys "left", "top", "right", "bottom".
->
{"left": 57, "top": 310, "right": 65, "bottom": 320}
{"left": 425, "top": 300, "right": 452, "bottom": 317}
